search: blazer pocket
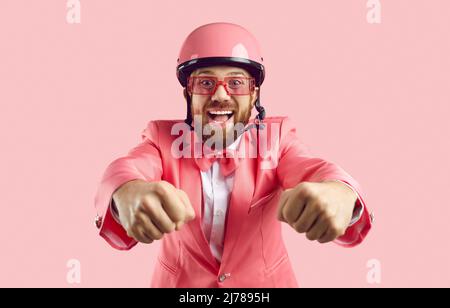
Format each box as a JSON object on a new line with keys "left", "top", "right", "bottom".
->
{"left": 157, "top": 240, "right": 182, "bottom": 276}
{"left": 248, "top": 190, "right": 282, "bottom": 213}
{"left": 265, "top": 253, "right": 289, "bottom": 277}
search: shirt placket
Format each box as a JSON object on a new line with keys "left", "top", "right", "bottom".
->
{"left": 209, "top": 162, "right": 228, "bottom": 261}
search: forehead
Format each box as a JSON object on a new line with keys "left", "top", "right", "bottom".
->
{"left": 192, "top": 66, "right": 250, "bottom": 77}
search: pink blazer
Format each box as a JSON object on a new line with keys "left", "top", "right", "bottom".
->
{"left": 94, "top": 116, "right": 372, "bottom": 288}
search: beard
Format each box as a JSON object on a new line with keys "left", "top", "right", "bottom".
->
{"left": 191, "top": 101, "right": 253, "bottom": 151}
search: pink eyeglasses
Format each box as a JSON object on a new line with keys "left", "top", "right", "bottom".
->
{"left": 187, "top": 76, "right": 256, "bottom": 96}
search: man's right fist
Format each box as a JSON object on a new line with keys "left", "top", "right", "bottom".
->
{"left": 111, "top": 179, "right": 196, "bottom": 244}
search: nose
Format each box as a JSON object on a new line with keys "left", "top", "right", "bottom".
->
{"left": 211, "top": 84, "right": 230, "bottom": 102}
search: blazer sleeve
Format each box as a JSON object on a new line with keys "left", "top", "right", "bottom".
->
{"left": 94, "top": 121, "right": 163, "bottom": 250}
{"left": 276, "top": 117, "right": 372, "bottom": 247}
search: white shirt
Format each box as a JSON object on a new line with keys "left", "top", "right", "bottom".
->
{"left": 200, "top": 134, "right": 242, "bottom": 262}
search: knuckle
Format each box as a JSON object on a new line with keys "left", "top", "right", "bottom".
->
{"left": 320, "top": 199, "right": 330, "bottom": 209}
{"left": 130, "top": 224, "right": 140, "bottom": 235}
{"left": 150, "top": 214, "right": 173, "bottom": 233}
{"left": 318, "top": 237, "right": 330, "bottom": 244}
{"left": 329, "top": 225, "right": 341, "bottom": 237}
{"left": 280, "top": 189, "right": 292, "bottom": 201}
{"left": 171, "top": 209, "right": 185, "bottom": 223}
{"left": 142, "top": 238, "right": 153, "bottom": 244}
{"left": 176, "top": 221, "right": 185, "bottom": 230}
{"left": 139, "top": 231, "right": 153, "bottom": 243}
{"left": 322, "top": 213, "right": 335, "bottom": 225}
{"left": 297, "top": 183, "right": 313, "bottom": 197}
{"left": 142, "top": 197, "right": 157, "bottom": 213}
{"left": 297, "top": 226, "right": 306, "bottom": 234}
{"left": 135, "top": 211, "right": 147, "bottom": 223}
{"left": 298, "top": 182, "right": 319, "bottom": 199}
{"left": 293, "top": 222, "right": 305, "bottom": 233}
{"left": 148, "top": 205, "right": 160, "bottom": 219}
{"left": 284, "top": 212, "right": 294, "bottom": 224}
{"left": 160, "top": 180, "right": 175, "bottom": 192}
{"left": 161, "top": 222, "right": 175, "bottom": 233}
{"left": 160, "top": 180, "right": 172, "bottom": 188}
{"left": 130, "top": 216, "right": 140, "bottom": 229}
{"left": 313, "top": 202, "right": 326, "bottom": 214}
{"left": 283, "top": 206, "right": 295, "bottom": 222}
{"left": 178, "top": 188, "right": 188, "bottom": 199}
{"left": 306, "top": 232, "right": 316, "bottom": 241}
{"left": 152, "top": 232, "right": 164, "bottom": 240}
{"left": 154, "top": 182, "right": 169, "bottom": 197}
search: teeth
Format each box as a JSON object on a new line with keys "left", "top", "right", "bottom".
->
{"left": 208, "top": 110, "right": 233, "bottom": 115}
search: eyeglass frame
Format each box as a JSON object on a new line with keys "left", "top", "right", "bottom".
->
{"left": 187, "top": 76, "right": 256, "bottom": 96}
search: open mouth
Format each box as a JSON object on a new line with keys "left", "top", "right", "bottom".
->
{"left": 206, "top": 109, "right": 235, "bottom": 124}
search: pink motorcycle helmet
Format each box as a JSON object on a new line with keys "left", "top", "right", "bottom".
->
{"left": 176, "top": 22, "right": 266, "bottom": 126}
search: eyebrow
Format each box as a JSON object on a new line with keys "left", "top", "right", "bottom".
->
{"left": 196, "top": 70, "right": 247, "bottom": 76}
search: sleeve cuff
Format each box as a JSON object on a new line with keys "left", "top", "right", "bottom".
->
{"left": 110, "top": 199, "right": 122, "bottom": 225}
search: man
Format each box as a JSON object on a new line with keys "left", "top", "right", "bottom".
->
{"left": 94, "top": 22, "right": 373, "bottom": 287}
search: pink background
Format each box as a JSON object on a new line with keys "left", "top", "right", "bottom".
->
{"left": 1, "top": 0, "right": 449, "bottom": 288}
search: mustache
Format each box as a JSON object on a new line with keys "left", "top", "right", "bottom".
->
{"left": 204, "top": 102, "right": 237, "bottom": 111}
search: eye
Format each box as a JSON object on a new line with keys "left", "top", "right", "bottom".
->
{"left": 199, "top": 79, "right": 215, "bottom": 88}
{"left": 229, "top": 79, "right": 244, "bottom": 87}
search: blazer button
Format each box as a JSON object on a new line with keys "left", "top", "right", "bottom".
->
{"left": 369, "top": 212, "right": 375, "bottom": 224}
{"left": 218, "top": 273, "right": 231, "bottom": 282}
{"left": 95, "top": 215, "right": 103, "bottom": 229}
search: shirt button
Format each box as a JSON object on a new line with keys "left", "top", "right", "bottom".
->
{"left": 214, "top": 210, "right": 223, "bottom": 217}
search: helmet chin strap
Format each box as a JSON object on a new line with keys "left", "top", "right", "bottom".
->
{"left": 184, "top": 88, "right": 194, "bottom": 130}
{"left": 244, "top": 90, "right": 266, "bottom": 132}
{"left": 254, "top": 93, "right": 265, "bottom": 123}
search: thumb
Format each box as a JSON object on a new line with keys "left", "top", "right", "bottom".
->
{"left": 176, "top": 189, "right": 196, "bottom": 222}
{"left": 185, "top": 203, "right": 196, "bottom": 221}
{"left": 175, "top": 220, "right": 185, "bottom": 231}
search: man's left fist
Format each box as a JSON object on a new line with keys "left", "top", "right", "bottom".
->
{"left": 277, "top": 181, "right": 358, "bottom": 244}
